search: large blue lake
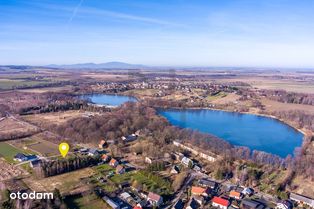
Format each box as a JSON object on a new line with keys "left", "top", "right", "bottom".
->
{"left": 158, "top": 109, "right": 303, "bottom": 157}
{"left": 83, "top": 94, "right": 303, "bottom": 157}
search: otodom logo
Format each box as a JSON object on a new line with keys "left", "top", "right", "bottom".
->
{"left": 10, "top": 191, "right": 54, "bottom": 200}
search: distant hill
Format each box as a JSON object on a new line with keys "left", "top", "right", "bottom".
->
{"left": 46, "top": 62, "right": 147, "bottom": 69}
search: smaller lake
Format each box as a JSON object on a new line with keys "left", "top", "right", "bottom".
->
{"left": 159, "top": 109, "right": 303, "bottom": 157}
{"left": 81, "top": 94, "right": 137, "bottom": 106}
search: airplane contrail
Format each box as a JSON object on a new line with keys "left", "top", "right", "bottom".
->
{"left": 68, "top": 0, "right": 84, "bottom": 25}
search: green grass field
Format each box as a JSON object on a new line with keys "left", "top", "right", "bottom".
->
{"left": 64, "top": 193, "right": 107, "bottom": 209}
{"left": 206, "top": 91, "right": 228, "bottom": 101}
{"left": 94, "top": 164, "right": 114, "bottom": 174}
{"left": 0, "top": 78, "right": 55, "bottom": 90}
{"left": 132, "top": 171, "right": 172, "bottom": 195}
{"left": 0, "top": 142, "right": 26, "bottom": 163}
{"left": 110, "top": 172, "right": 134, "bottom": 184}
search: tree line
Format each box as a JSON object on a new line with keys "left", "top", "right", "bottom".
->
{"left": 34, "top": 155, "right": 99, "bottom": 178}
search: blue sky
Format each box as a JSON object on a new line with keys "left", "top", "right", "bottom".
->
{"left": 1, "top": 0, "right": 314, "bottom": 67}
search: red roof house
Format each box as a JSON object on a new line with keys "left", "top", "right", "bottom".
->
{"left": 109, "top": 158, "right": 118, "bottom": 167}
{"left": 147, "top": 192, "right": 163, "bottom": 207}
{"left": 212, "top": 196, "right": 229, "bottom": 209}
{"left": 116, "top": 165, "right": 125, "bottom": 174}
{"left": 191, "top": 186, "right": 211, "bottom": 196}
{"left": 101, "top": 154, "right": 110, "bottom": 162}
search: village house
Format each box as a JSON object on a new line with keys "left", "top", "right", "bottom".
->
{"left": 198, "top": 179, "right": 218, "bottom": 190}
{"left": 121, "top": 134, "right": 137, "bottom": 142}
{"left": 242, "top": 187, "right": 254, "bottom": 196}
{"left": 199, "top": 152, "right": 216, "bottom": 162}
{"left": 276, "top": 200, "right": 293, "bottom": 209}
{"left": 241, "top": 199, "right": 265, "bottom": 209}
{"left": 116, "top": 165, "right": 126, "bottom": 174}
{"left": 109, "top": 158, "right": 119, "bottom": 167}
{"left": 193, "top": 195, "right": 205, "bottom": 206}
{"left": 181, "top": 156, "right": 194, "bottom": 167}
{"left": 147, "top": 192, "right": 163, "bottom": 207}
{"left": 173, "top": 141, "right": 216, "bottom": 162}
{"left": 29, "top": 159, "right": 42, "bottom": 168}
{"left": 101, "top": 154, "right": 110, "bottom": 162}
{"left": 78, "top": 148, "right": 88, "bottom": 154}
{"left": 119, "top": 192, "right": 132, "bottom": 201}
{"left": 133, "top": 205, "right": 142, "bottom": 209}
{"left": 119, "top": 192, "right": 137, "bottom": 206}
{"left": 14, "top": 153, "right": 28, "bottom": 162}
{"left": 102, "top": 195, "right": 120, "bottom": 209}
{"left": 290, "top": 193, "right": 314, "bottom": 208}
{"left": 191, "top": 186, "right": 211, "bottom": 197}
{"left": 14, "top": 153, "right": 38, "bottom": 162}
{"left": 98, "top": 139, "right": 106, "bottom": 149}
{"left": 186, "top": 198, "right": 200, "bottom": 209}
{"left": 24, "top": 154, "right": 38, "bottom": 161}
{"left": 88, "top": 148, "right": 100, "bottom": 156}
{"left": 223, "top": 183, "right": 236, "bottom": 192}
{"left": 212, "top": 196, "right": 229, "bottom": 209}
{"left": 193, "top": 164, "right": 202, "bottom": 172}
{"left": 229, "top": 190, "right": 243, "bottom": 200}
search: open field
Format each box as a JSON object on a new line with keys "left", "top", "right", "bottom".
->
{"left": 0, "top": 78, "right": 56, "bottom": 90}
{"left": 261, "top": 98, "right": 314, "bottom": 114}
{"left": 81, "top": 73, "right": 132, "bottom": 81}
{"left": 0, "top": 142, "right": 23, "bottom": 162}
{"left": 0, "top": 117, "right": 40, "bottom": 140}
{"left": 291, "top": 176, "right": 314, "bottom": 198}
{"left": 0, "top": 117, "right": 30, "bottom": 132}
{"left": 210, "top": 93, "right": 241, "bottom": 104}
{"left": 22, "top": 110, "right": 95, "bottom": 127}
{"left": 205, "top": 91, "right": 228, "bottom": 101}
{"left": 24, "top": 168, "right": 95, "bottom": 194}
{"left": 16, "top": 85, "right": 73, "bottom": 93}
{"left": 10, "top": 135, "right": 59, "bottom": 157}
{"left": 27, "top": 139, "right": 58, "bottom": 156}
{"left": 110, "top": 172, "right": 134, "bottom": 184}
{"left": 217, "top": 76, "right": 314, "bottom": 94}
{"left": 123, "top": 88, "right": 159, "bottom": 97}
{"left": 64, "top": 193, "right": 108, "bottom": 209}
{"left": 0, "top": 142, "right": 35, "bottom": 163}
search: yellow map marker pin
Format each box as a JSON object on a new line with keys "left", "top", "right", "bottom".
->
{"left": 59, "top": 142, "right": 69, "bottom": 158}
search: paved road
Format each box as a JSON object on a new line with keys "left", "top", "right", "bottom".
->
{"left": 165, "top": 172, "right": 196, "bottom": 209}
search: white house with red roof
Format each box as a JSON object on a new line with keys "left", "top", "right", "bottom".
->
{"left": 212, "top": 196, "right": 229, "bottom": 209}
{"left": 116, "top": 165, "right": 125, "bottom": 174}
{"left": 147, "top": 192, "right": 163, "bottom": 207}
{"left": 109, "top": 158, "right": 119, "bottom": 167}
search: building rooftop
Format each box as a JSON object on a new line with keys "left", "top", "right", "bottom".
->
{"left": 148, "top": 192, "right": 162, "bottom": 202}
{"left": 212, "top": 196, "right": 229, "bottom": 207}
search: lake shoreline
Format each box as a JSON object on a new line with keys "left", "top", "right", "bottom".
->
{"left": 120, "top": 92, "right": 309, "bottom": 136}
{"left": 119, "top": 92, "right": 310, "bottom": 137}
{"left": 155, "top": 106, "right": 308, "bottom": 137}
{"left": 82, "top": 93, "right": 307, "bottom": 157}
